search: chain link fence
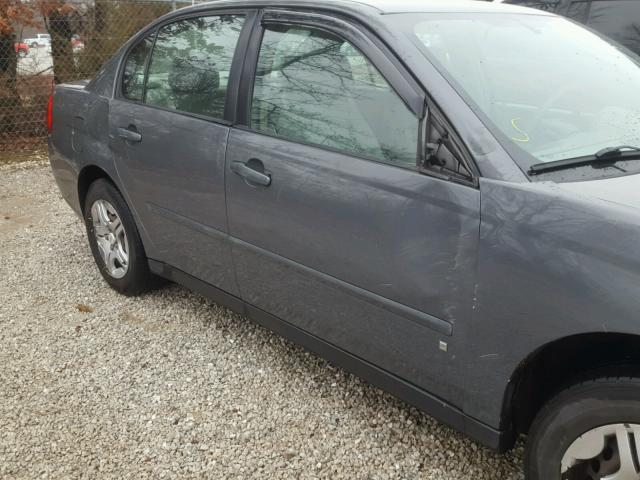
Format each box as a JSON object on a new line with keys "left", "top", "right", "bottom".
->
{"left": 1, "top": 0, "right": 195, "bottom": 157}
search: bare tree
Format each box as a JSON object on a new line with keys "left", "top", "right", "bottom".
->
{"left": 40, "top": 1, "right": 78, "bottom": 83}
{"left": 0, "top": 0, "right": 36, "bottom": 133}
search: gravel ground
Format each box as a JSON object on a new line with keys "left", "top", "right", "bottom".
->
{"left": 0, "top": 162, "right": 524, "bottom": 479}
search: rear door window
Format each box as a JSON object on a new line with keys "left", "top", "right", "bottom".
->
{"left": 144, "top": 14, "right": 245, "bottom": 118}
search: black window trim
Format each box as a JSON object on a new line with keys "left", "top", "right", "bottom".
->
{"left": 114, "top": 8, "right": 258, "bottom": 126}
{"left": 422, "top": 101, "right": 480, "bottom": 187}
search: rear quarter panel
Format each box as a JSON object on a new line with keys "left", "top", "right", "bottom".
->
{"left": 49, "top": 83, "right": 115, "bottom": 216}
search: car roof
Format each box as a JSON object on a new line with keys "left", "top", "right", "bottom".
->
{"left": 335, "top": 0, "right": 548, "bottom": 14}
{"left": 182, "top": 0, "right": 551, "bottom": 16}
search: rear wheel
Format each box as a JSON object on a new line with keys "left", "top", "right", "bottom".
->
{"left": 525, "top": 377, "right": 640, "bottom": 480}
{"left": 83, "top": 179, "right": 158, "bottom": 296}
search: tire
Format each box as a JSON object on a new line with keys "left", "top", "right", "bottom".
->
{"left": 83, "top": 178, "right": 157, "bottom": 296}
{"left": 30, "top": 42, "right": 37, "bottom": 48}
{"left": 18, "top": 50, "right": 27, "bottom": 58}
{"left": 526, "top": 376, "right": 640, "bottom": 480}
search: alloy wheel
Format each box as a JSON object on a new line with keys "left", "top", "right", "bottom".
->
{"left": 561, "top": 424, "right": 640, "bottom": 479}
{"left": 90, "top": 199, "right": 129, "bottom": 279}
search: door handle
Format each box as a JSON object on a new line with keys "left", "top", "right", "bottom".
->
{"left": 230, "top": 160, "right": 271, "bottom": 187}
{"left": 117, "top": 127, "right": 142, "bottom": 143}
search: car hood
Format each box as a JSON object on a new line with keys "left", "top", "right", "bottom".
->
{"left": 554, "top": 173, "right": 640, "bottom": 212}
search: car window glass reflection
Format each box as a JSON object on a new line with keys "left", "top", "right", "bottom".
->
{"left": 410, "top": 14, "right": 640, "bottom": 164}
{"left": 251, "top": 25, "right": 418, "bottom": 167}
{"left": 145, "top": 15, "right": 245, "bottom": 118}
{"left": 122, "top": 34, "right": 154, "bottom": 101}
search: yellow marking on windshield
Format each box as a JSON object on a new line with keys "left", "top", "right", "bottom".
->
{"left": 511, "top": 118, "right": 530, "bottom": 143}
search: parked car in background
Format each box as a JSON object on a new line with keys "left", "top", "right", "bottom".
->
{"left": 71, "top": 34, "right": 85, "bottom": 51}
{"left": 24, "top": 33, "right": 51, "bottom": 48}
{"left": 48, "top": 1, "right": 640, "bottom": 478}
{"left": 497, "top": 0, "right": 640, "bottom": 55}
{"left": 14, "top": 42, "right": 29, "bottom": 57}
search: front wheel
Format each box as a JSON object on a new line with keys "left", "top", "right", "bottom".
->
{"left": 526, "top": 377, "right": 640, "bottom": 480}
{"left": 83, "top": 179, "right": 158, "bottom": 296}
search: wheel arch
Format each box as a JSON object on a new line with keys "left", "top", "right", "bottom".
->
{"left": 77, "top": 163, "right": 157, "bottom": 260}
{"left": 503, "top": 332, "right": 640, "bottom": 442}
{"left": 77, "top": 165, "right": 118, "bottom": 212}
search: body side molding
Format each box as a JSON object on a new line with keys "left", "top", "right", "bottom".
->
{"left": 147, "top": 259, "right": 508, "bottom": 450}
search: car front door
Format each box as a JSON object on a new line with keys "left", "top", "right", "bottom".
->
{"left": 109, "top": 11, "right": 254, "bottom": 295}
{"left": 225, "top": 12, "right": 481, "bottom": 402}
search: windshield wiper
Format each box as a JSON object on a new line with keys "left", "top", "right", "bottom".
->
{"left": 528, "top": 146, "right": 640, "bottom": 175}
{"left": 594, "top": 145, "right": 640, "bottom": 158}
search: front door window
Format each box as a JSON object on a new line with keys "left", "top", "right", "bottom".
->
{"left": 251, "top": 24, "right": 419, "bottom": 168}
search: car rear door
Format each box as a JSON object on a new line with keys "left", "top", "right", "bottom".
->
{"left": 109, "top": 10, "right": 255, "bottom": 296}
{"left": 224, "top": 10, "right": 481, "bottom": 402}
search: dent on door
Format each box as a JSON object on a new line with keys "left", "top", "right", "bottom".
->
{"left": 225, "top": 129, "right": 481, "bottom": 402}
{"left": 109, "top": 100, "right": 238, "bottom": 296}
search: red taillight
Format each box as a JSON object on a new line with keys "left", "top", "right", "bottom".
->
{"left": 46, "top": 93, "right": 53, "bottom": 134}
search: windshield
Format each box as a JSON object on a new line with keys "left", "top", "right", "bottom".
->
{"left": 392, "top": 12, "right": 640, "bottom": 169}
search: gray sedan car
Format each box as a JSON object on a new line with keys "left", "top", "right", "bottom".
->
{"left": 48, "top": 0, "right": 640, "bottom": 478}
